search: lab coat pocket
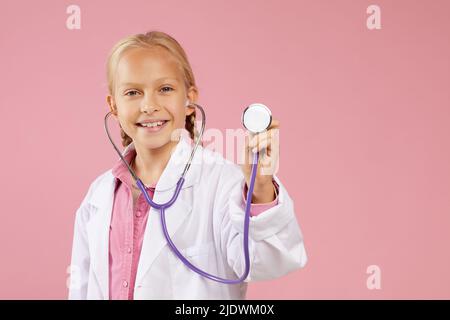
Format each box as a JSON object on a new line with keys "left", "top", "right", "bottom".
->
{"left": 168, "top": 241, "right": 219, "bottom": 299}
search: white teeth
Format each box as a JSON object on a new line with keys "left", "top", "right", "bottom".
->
{"left": 141, "top": 121, "right": 165, "bottom": 127}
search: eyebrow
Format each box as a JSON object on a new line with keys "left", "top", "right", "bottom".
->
{"left": 119, "top": 77, "right": 179, "bottom": 88}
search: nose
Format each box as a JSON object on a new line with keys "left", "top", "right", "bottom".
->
{"left": 140, "top": 94, "right": 160, "bottom": 113}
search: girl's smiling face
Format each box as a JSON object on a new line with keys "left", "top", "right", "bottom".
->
{"left": 107, "top": 46, "right": 196, "bottom": 151}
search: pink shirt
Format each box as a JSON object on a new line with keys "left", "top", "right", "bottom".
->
{"left": 109, "top": 148, "right": 279, "bottom": 300}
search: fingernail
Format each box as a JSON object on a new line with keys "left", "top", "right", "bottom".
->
{"left": 252, "top": 147, "right": 257, "bottom": 153}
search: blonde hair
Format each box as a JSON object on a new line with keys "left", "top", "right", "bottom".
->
{"left": 106, "top": 31, "right": 200, "bottom": 147}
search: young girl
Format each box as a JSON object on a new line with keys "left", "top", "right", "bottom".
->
{"left": 68, "top": 31, "right": 307, "bottom": 300}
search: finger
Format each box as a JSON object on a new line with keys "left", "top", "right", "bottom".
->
{"left": 253, "top": 134, "right": 280, "bottom": 160}
{"left": 250, "top": 136, "right": 270, "bottom": 153}
{"left": 251, "top": 138, "right": 270, "bottom": 153}
{"left": 242, "top": 134, "right": 257, "bottom": 165}
{"left": 268, "top": 118, "right": 280, "bottom": 130}
{"left": 250, "top": 127, "right": 280, "bottom": 149}
{"left": 249, "top": 130, "right": 273, "bottom": 148}
{"left": 260, "top": 157, "right": 274, "bottom": 168}
{"left": 243, "top": 134, "right": 251, "bottom": 164}
{"left": 247, "top": 119, "right": 279, "bottom": 141}
{"left": 246, "top": 118, "right": 279, "bottom": 141}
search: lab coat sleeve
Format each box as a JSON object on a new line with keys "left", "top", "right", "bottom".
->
{"left": 217, "top": 163, "right": 308, "bottom": 282}
{"left": 68, "top": 184, "right": 94, "bottom": 300}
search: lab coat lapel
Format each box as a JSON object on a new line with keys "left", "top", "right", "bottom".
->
{"left": 134, "top": 188, "right": 193, "bottom": 286}
{"left": 135, "top": 137, "right": 199, "bottom": 286}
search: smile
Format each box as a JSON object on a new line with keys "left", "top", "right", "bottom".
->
{"left": 137, "top": 120, "right": 169, "bottom": 132}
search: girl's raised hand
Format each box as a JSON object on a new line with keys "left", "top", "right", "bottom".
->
{"left": 240, "top": 119, "right": 280, "bottom": 203}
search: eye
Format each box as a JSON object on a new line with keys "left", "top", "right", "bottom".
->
{"left": 160, "top": 86, "right": 173, "bottom": 93}
{"left": 125, "top": 90, "right": 139, "bottom": 96}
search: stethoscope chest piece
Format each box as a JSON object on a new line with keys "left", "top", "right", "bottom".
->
{"left": 242, "top": 103, "right": 272, "bottom": 134}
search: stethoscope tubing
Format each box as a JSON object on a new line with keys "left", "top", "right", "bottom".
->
{"left": 104, "top": 103, "right": 258, "bottom": 284}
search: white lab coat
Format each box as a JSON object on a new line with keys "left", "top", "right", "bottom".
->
{"left": 68, "top": 136, "right": 307, "bottom": 300}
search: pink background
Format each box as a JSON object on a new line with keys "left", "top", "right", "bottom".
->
{"left": 1, "top": 0, "right": 449, "bottom": 299}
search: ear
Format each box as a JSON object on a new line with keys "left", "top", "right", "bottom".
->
{"left": 186, "top": 104, "right": 195, "bottom": 116}
{"left": 106, "top": 95, "right": 118, "bottom": 120}
{"left": 185, "top": 86, "right": 199, "bottom": 116}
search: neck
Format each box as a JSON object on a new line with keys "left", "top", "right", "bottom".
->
{"left": 132, "top": 139, "right": 179, "bottom": 186}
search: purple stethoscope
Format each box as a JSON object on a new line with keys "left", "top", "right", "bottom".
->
{"left": 104, "top": 102, "right": 272, "bottom": 284}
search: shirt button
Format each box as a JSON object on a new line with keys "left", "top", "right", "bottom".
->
{"left": 127, "top": 247, "right": 132, "bottom": 254}
{"left": 136, "top": 211, "right": 141, "bottom": 217}
{"left": 122, "top": 280, "right": 128, "bottom": 288}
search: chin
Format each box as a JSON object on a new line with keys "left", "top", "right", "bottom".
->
{"left": 135, "top": 136, "right": 175, "bottom": 150}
